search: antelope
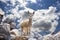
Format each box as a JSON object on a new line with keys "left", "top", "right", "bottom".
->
{"left": 21, "top": 11, "right": 35, "bottom": 36}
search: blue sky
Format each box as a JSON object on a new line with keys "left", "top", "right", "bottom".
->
{"left": 0, "top": 0, "right": 60, "bottom": 34}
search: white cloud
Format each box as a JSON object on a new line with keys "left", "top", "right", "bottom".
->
{"left": 32, "top": 6, "right": 59, "bottom": 33}
{"left": 17, "top": 0, "right": 24, "bottom": 3}
{"left": 10, "top": 0, "right": 16, "bottom": 6}
{"left": 0, "top": 0, "right": 8, "bottom": 3}
{"left": 48, "top": 6, "right": 57, "bottom": 13}
{"left": 10, "top": 6, "right": 21, "bottom": 18}
{"left": 16, "top": 0, "right": 28, "bottom": 8}
{"left": 30, "top": 0, "right": 36, "bottom": 3}
{"left": 49, "top": 20, "right": 58, "bottom": 32}
{"left": 2, "top": 14, "right": 16, "bottom": 22}
{"left": 26, "top": 0, "right": 37, "bottom": 3}
{"left": 57, "top": 12, "right": 60, "bottom": 16}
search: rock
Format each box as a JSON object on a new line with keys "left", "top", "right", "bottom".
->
{"left": 0, "top": 24, "right": 10, "bottom": 40}
{"left": 53, "top": 31, "right": 60, "bottom": 40}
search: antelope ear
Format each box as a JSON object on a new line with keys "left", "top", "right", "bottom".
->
{"left": 33, "top": 11, "right": 35, "bottom": 14}
{"left": 28, "top": 11, "right": 29, "bottom": 13}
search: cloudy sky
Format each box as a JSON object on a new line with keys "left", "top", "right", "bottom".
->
{"left": 0, "top": 0, "right": 60, "bottom": 34}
